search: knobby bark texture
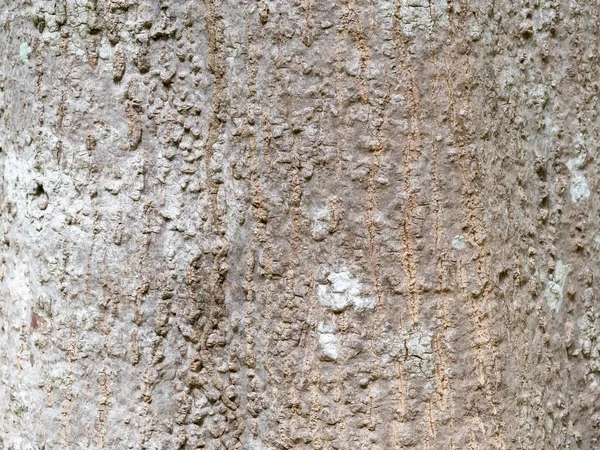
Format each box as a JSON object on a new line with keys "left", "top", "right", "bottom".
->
{"left": 1, "top": 0, "right": 599, "bottom": 449}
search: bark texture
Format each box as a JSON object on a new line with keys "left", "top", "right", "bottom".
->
{"left": 1, "top": 0, "right": 600, "bottom": 449}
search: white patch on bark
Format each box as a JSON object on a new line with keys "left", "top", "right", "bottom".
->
{"left": 545, "top": 260, "right": 570, "bottom": 313}
{"left": 567, "top": 156, "right": 591, "bottom": 204}
{"left": 451, "top": 235, "right": 466, "bottom": 250}
{"left": 19, "top": 42, "right": 31, "bottom": 62}
{"left": 593, "top": 235, "right": 600, "bottom": 252}
{"left": 316, "top": 269, "right": 377, "bottom": 313}
{"left": 248, "top": 439, "right": 264, "bottom": 450}
{"left": 570, "top": 174, "right": 590, "bottom": 204}
{"left": 318, "top": 323, "right": 339, "bottom": 361}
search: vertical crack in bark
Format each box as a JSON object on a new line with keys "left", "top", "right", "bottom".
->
{"left": 204, "top": 0, "right": 227, "bottom": 232}
{"left": 394, "top": 0, "right": 422, "bottom": 327}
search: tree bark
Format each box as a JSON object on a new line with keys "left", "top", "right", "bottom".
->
{"left": 1, "top": 0, "right": 599, "bottom": 449}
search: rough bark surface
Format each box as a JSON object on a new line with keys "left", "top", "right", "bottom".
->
{"left": 1, "top": 0, "right": 600, "bottom": 449}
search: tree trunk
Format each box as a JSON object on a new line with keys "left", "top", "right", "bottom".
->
{"left": 1, "top": 0, "right": 599, "bottom": 448}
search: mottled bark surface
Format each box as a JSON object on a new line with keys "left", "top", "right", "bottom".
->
{"left": 1, "top": 0, "right": 600, "bottom": 449}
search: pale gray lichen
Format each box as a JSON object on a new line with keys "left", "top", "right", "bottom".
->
{"left": 19, "top": 42, "right": 31, "bottom": 62}
{"left": 377, "top": 324, "right": 435, "bottom": 378}
{"left": 316, "top": 268, "right": 377, "bottom": 313}
{"left": 545, "top": 260, "right": 570, "bottom": 313}
{"left": 576, "top": 308, "right": 600, "bottom": 364}
{"left": 311, "top": 206, "right": 330, "bottom": 241}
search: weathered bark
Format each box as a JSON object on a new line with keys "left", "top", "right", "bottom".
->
{"left": 1, "top": 0, "right": 599, "bottom": 448}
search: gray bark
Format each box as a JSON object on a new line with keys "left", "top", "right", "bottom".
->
{"left": 1, "top": 0, "right": 599, "bottom": 449}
